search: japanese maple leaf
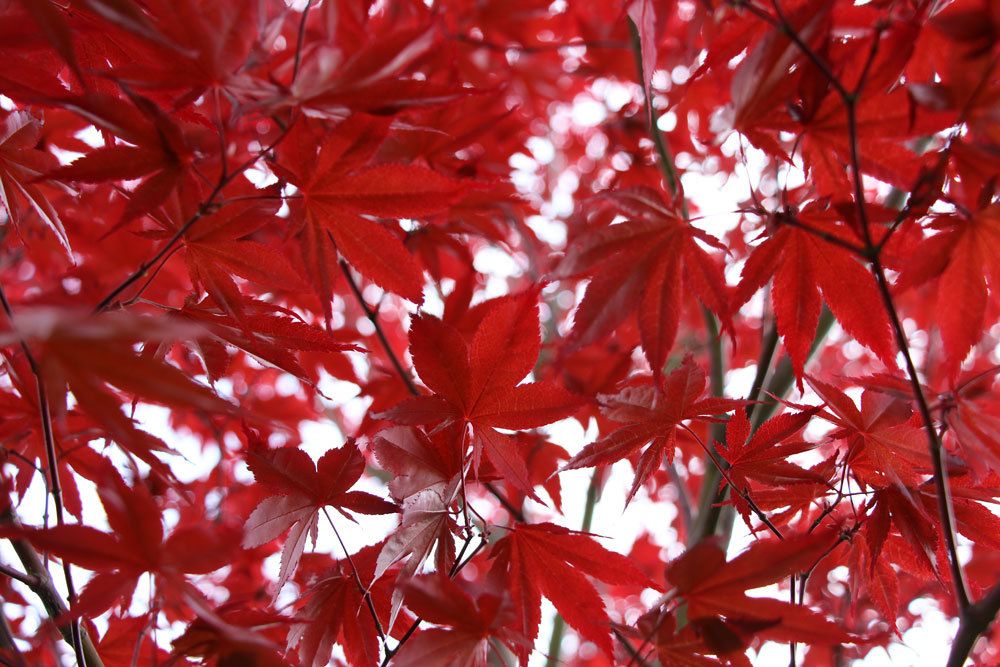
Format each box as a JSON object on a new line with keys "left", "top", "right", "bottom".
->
{"left": 148, "top": 184, "right": 306, "bottom": 321}
{"left": 288, "top": 545, "right": 397, "bottom": 667}
{"left": 76, "top": 0, "right": 264, "bottom": 102}
{"left": 8, "top": 466, "right": 241, "bottom": 620}
{"left": 730, "top": 1, "right": 833, "bottom": 143}
{"left": 372, "top": 426, "right": 464, "bottom": 502}
{"left": 858, "top": 367, "right": 1000, "bottom": 478}
{"left": 0, "top": 111, "right": 70, "bottom": 253}
{"left": 373, "top": 485, "right": 460, "bottom": 633}
{"left": 562, "top": 356, "right": 743, "bottom": 503}
{"left": 393, "top": 575, "right": 519, "bottom": 667}
{"left": 289, "top": 22, "right": 467, "bottom": 116}
{"left": 751, "top": 456, "right": 838, "bottom": 532}
{"left": 488, "top": 522, "right": 656, "bottom": 665}
{"left": 895, "top": 205, "right": 1000, "bottom": 376}
{"left": 47, "top": 92, "right": 208, "bottom": 222}
{"left": 666, "top": 531, "right": 849, "bottom": 646}
{"left": 0, "top": 351, "right": 100, "bottom": 517}
{"left": 941, "top": 380, "right": 1000, "bottom": 479}
{"left": 846, "top": 537, "right": 900, "bottom": 633}
{"left": 378, "top": 291, "right": 582, "bottom": 498}
{"left": 98, "top": 615, "right": 171, "bottom": 666}
{"left": 554, "top": 187, "right": 730, "bottom": 378}
{"left": 735, "top": 204, "right": 895, "bottom": 382}
{"left": 176, "top": 298, "right": 361, "bottom": 385}
{"left": 273, "top": 114, "right": 476, "bottom": 320}
{"left": 718, "top": 407, "right": 824, "bottom": 526}
{"left": 807, "top": 377, "right": 931, "bottom": 488}
{"left": 862, "top": 486, "right": 942, "bottom": 585}
{"left": 242, "top": 439, "right": 398, "bottom": 591}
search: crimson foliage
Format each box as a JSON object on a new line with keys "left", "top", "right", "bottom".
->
{"left": 0, "top": 1, "right": 998, "bottom": 666}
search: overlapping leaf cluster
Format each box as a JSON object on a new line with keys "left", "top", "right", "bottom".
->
{"left": 0, "top": 1, "right": 998, "bottom": 666}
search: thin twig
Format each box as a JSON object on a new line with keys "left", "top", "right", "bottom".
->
{"left": 0, "top": 285, "right": 86, "bottom": 666}
{"left": 321, "top": 509, "right": 387, "bottom": 642}
{"left": 291, "top": 0, "right": 315, "bottom": 84}
{"left": 92, "top": 120, "right": 294, "bottom": 313}
{"left": 616, "top": 628, "right": 652, "bottom": 667}
{"left": 338, "top": 261, "right": 419, "bottom": 396}
{"left": 682, "top": 424, "right": 784, "bottom": 540}
{"left": 0, "top": 562, "right": 38, "bottom": 589}
{"left": 774, "top": 211, "right": 867, "bottom": 256}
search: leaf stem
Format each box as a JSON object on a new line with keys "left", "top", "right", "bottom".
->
{"left": 322, "top": 509, "right": 387, "bottom": 643}
{"left": 339, "top": 261, "right": 418, "bottom": 395}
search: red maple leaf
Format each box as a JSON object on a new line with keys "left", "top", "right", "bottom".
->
{"left": 46, "top": 91, "right": 209, "bottom": 223}
{"left": 488, "top": 522, "right": 656, "bottom": 664}
{"left": 665, "top": 531, "right": 850, "bottom": 647}
{"left": 378, "top": 291, "right": 582, "bottom": 498}
{"left": 392, "top": 575, "right": 519, "bottom": 667}
{"left": 895, "top": 205, "right": 1000, "bottom": 376}
{"left": 735, "top": 204, "right": 895, "bottom": 381}
{"left": 718, "top": 407, "right": 825, "bottom": 526}
{"left": 4, "top": 310, "right": 233, "bottom": 482}
{"left": 807, "top": 376, "right": 931, "bottom": 488}
{"left": 555, "top": 187, "right": 730, "bottom": 378}
{"left": 273, "top": 115, "right": 477, "bottom": 320}
{"left": 0, "top": 111, "right": 69, "bottom": 253}
{"left": 242, "top": 438, "right": 398, "bottom": 591}
{"left": 8, "top": 465, "right": 241, "bottom": 620}
{"left": 563, "top": 356, "right": 744, "bottom": 503}
{"left": 288, "top": 546, "right": 398, "bottom": 667}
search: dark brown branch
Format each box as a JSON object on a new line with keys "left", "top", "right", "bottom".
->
{"left": 837, "top": 21, "right": 970, "bottom": 612}
{"left": 773, "top": 211, "right": 867, "bottom": 257}
{"left": 0, "top": 562, "right": 38, "bottom": 589}
{"left": 0, "top": 508, "right": 103, "bottom": 667}
{"left": 866, "top": 257, "right": 970, "bottom": 611}
{"left": 291, "top": 0, "right": 315, "bottom": 83}
{"left": 947, "top": 582, "right": 1000, "bottom": 667}
{"left": 738, "top": 0, "right": 972, "bottom": 615}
